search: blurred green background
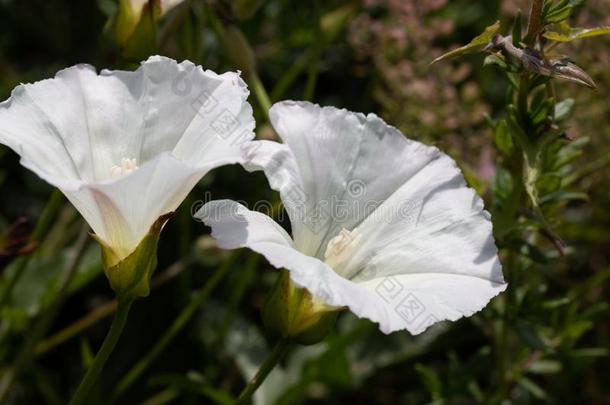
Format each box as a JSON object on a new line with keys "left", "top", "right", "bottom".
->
{"left": 0, "top": 0, "right": 609, "bottom": 404}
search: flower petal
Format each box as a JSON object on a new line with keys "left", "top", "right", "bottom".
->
{"left": 339, "top": 151, "right": 505, "bottom": 288}
{"left": 250, "top": 101, "right": 443, "bottom": 259}
{"left": 242, "top": 101, "right": 505, "bottom": 334}
{"left": 0, "top": 56, "right": 254, "bottom": 259}
{"left": 196, "top": 200, "right": 294, "bottom": 251}
{"left": 0, "top": 56, "right": 253, "bottom": 183}
{"left": 199, "top": 200, "right": 506, "bottom": 334}
{"left": 65, "top": 153, "right": 204, "bottom": 260}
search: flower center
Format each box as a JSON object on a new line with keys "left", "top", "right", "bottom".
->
{"left": 110, "top": 158, "right": 139, "bottom": 178}
{"left": 324, "top": 228, "right": 360, "bottom": 269}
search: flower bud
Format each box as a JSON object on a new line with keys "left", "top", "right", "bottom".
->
{"left": 262, "top": 270, "right": 339, "bottom": 345}
{"left": 94, "top": 212, "right": 173, "bottom": 301}
{"left": 105, "top": 0, "right": 161, "bottom": 59}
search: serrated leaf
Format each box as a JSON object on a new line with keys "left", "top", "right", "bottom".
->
{"left": 545, "top": 25, "right": 610, "bottom": 42}
{"left": 431, "top": 20, "right": 500, "bottom": 63}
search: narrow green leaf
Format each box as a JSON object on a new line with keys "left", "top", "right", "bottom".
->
{"left": 518, "top": 376, "right": 549, "bottom": 400}
{"left": 431, "top": 20, "right": 500, "bottom": 63}
{"left": 554, "top": 98, "right": 575, "bottom": 121}
{"left": 544, "top": 25, "right": 610, "bottom": 42}
{"left": 529, "top": 360, "right": 562, "bottom": 374}
{"left": 512, "top": 10, "right": 522, "bottom": 45}
{"left": 494, "top": 119, "right": 515, "bottom": 156}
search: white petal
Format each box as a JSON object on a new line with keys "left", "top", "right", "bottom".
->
{"left": 253, "top": 101, "right": 443, "bottom": 258}
{"left": 198, "top": 200, "right": 505, "bottom": 335}
{"left": 196, "top": 200, "right": 294, "bottom": 251}
{"left": 355, "top": 273, "right": 506, "bottom": 334}
{"left": 338, "top": 152, "right": 505, "bottom": 285}
{"left": 243, "top": 101, "right": 505, "bottom": 334}
{"left": 0, "top": 56, "right": 254, "bottom": 258}
{"left": 64, "top": 153, "right": 206, "bottom": 260}
{"left": 0, "top": 56, "right": 253, "bottom": 183}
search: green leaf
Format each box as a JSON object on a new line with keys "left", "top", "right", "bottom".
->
{"left": 528, "top": 360, "right": 562, "bottom": 374}
{"left": 494, "top": 119, "right": 514, "bottom": 156}
{"left": 554, "top": 98, "right": 575, "bottom": 121}
{"left": 518, "top": 376, "right": 549, "bottom": 400}
{"left": 414, "top": 364, "right": 443, "bottom": 400}
{"left": 543, "top": 0, "right": 581, "bottom": 24}
{"left": 431, "top": 20, "right": 500, "bottom": 63}
{"left": 512, "top": 10, "right": 522, "bottom": 45}
{"left": 545, "top": 24, "right": 610, "bottom": 42}
{"left": 539, "top": 191, "right": 588, "bottom": 206}
{"left": 492, "top": 166, "right": 514, "bottom": 204}
{"left": 571, "top": 348, "right": 609, "bottom": 358}
{"left": 483, "top": 54, "right": 507, "bottom": 70}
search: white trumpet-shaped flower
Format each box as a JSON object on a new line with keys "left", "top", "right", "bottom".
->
{"left": 0, "top": 55, "right": 254, "bottom": 267}
{"left": 198, "top": 101, "right": 506, "bottom": 335}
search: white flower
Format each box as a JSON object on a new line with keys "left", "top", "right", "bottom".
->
{"left": 0, "top": 56, "right": 254, "bottom": 266}
{"left": 197, "top": 101, "right": 506, "bottom": 335}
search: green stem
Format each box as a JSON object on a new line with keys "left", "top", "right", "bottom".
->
{"left": 303, "top": 0, "right": 322, "bottom": 101}
{"left": 233, "top": 338, "right": 291, "bottom": 405}
{"left": 517, "top": 74, "right": 530, "bottom": 126}
{"left": 217, "top": 254, "right": 258, "bottom": 343}
{"left": 248, "top": 72, "right": 272, "bottom": 121}
{"left": 36, "top": 261, "right": 187, "bottom": 356}
{"left": 111, "top": 255, "right": 236, "bottom": 401}
{"left": 0, "top": 189, "right": 63, "bottom": 309}
{"left": 68, "top": 299, "right": 133, "bottom": 405}
{"left": 270, "top": 47, "right": 316, "bottom": 101}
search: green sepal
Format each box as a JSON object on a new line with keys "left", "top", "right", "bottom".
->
{"left": 93, "top": 212, "right": 174, "bottom": 302}
{"left": 263, "top": 270, "right": 339, "bottom": 345}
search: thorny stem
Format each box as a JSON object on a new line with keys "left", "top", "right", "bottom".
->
{"left": 233, "top": 338, "right": 291, "bottom": 405}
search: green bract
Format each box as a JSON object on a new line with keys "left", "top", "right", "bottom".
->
{"left": 262, "top": 270, "right": 339, "bottom": 345}
{"left": 94, "top": 213, "right": 173, "bottom": 301}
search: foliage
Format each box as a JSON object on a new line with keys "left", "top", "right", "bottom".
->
{"left": 0, "top": 0, "right": 608, "bottom": 403}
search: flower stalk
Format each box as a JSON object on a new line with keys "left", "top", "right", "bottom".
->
{"left": 233, "top": 338, "right": 292, "bottom": 405}
{"left": 68, "top": 298, "right": 133, "bottom": 405}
